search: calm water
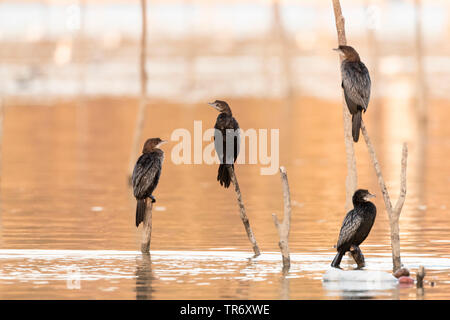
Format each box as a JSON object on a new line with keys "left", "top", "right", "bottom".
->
{"left": 0, "top": 96, "right": 449, "bottom": 299}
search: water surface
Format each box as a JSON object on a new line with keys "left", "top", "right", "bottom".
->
{"left": 0, "top": 97, "right": 449, "bottom": 299}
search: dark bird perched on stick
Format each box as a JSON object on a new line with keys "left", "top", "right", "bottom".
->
{"left": 331, "top": 189, "right": 377, "bottom": 269}
{"left": 208, "top": 100, "right": 240, "bottom": 188}
{"left": 334, "top": 45, "right": 371, "bottom": 142}
{"left": 132, "top": 137, "right": 166, "bottom": 227}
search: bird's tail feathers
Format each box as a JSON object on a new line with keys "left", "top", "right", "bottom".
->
{"left": 136, "top": 199, "right": 146, "bottom": 227}
{"left": 352, "top": 110, "right": 362, "bottom": 143}
{"left": 217, "top": 164, "right": 233, "bottom": 188}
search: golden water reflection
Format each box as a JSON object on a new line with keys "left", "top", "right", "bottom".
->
{"left": 0, "top": 96, "right": 449, "bottom": 299}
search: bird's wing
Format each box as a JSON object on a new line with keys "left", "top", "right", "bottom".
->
{"left": 214, "top": 127, "right": 225, "bottom": 163}
{"left": 132, "top": 154, "right": 162, "bottom": 198}
{"left": 214, "top": 115, "right": 240, "bottom": 164}
{"left": 232, "top": 118, "right": 240, "bottom": 162}
{"left": 336, "top": 210, "right": 364, "bottom": 250}
{"left": 343, "top": 83, "right": 359, "bottom": 115}
{"left": 341, "top": 62, "right": 371, "bottom": 111}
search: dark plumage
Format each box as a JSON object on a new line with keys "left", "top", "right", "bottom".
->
{"left": 208, "top": 100, "right": 240, "bottom": 188}
{"left": 334, "top": 45, "right": 371, "bottom": 142}
{"left": 331, "top": 189, "right": 377, "bottom": 269}
{"left": 132, "top": 137, "right": 166, "bottom": 227}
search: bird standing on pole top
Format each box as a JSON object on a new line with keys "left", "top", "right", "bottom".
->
{"left": 132, "top": 137, "right": 167, "bottom": 227}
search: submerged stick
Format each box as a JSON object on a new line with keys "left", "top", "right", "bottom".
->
{"left": 416, "top": 266, "right": 425, "bottom": 289}
{"left": 361, "top": 120, "right": 408, "bottom": 272}
{"left": 332, "top": 0, "right": 358, "bottom": 211}
{"left": 227, "top": 166, "right": 261, "bottom": 257}
{"left": 128, "top": 0, "right": 149, "bottom": 181}
{"left": 141, "top": 199, "right": 153, "bottom": 253}
{"left": 135, "top": 253, "right": 153, "bottom": 299}
{"left": 272, "top": 167, "right": 292, "bottom": 272}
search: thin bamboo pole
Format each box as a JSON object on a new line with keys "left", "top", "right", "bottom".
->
{"left": 128, "top": 0, "right": 149, "bottom": 181}
{"left": 331, "top": 0, "right": 358, "bottom": 212}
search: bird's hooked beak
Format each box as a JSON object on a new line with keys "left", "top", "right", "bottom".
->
{"left": 208, "top": 102, "right": 220, "bottom": 111}
{"left": 156, "top": 140, "right": 168, "bottom": 148}
{"left": 364, "top": 192, "right": 376, "bottom": 201}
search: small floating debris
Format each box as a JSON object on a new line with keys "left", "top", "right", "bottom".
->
{"left": 417, "top": 205, "right": 427, "bottom": 211}
{"left": 154, "top": 206, "right": 166, "bottom": 212}
{"left": 90, "top": 206, "right": 103, "bottom": 212}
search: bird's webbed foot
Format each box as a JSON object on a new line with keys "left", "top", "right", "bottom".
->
{"left": 149, "top": 195, "right": 156, "bottom": 203}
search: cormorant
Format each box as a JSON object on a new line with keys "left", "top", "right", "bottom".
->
{"left": 331, "top": 189, "right": 377, "bottom": 268}
{"left": 208, "top": 100, "right": 240, "bottom": 188}
{"left": 334, "top": 45, "right": 371, "bottom": 142}
{"left": 132, "top": 137, "right": 167, "bottom": 227}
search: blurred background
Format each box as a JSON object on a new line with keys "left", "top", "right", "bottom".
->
{"left": 0, "top": 0, "right": 450, "bottom": 299}
{"left": 2, "top": 0, "right": 449, "bottom": 100}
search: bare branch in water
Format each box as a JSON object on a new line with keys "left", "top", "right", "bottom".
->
{"left": 228, "top": 166, "right": 261, "bottom": 257}
{"left": 272, "top": 166, "right": 292, "bottom": 272}
{"left": 361, "top": 120, "right": 408, "bottom": 272}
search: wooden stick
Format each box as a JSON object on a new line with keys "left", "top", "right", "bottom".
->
{"left": 416, "top": 265, "right": 425, "bottom": 289}
{"left": 227, "top": 166, "right": 261, "bottom": 257}
{"left": 141, "top": 199, "right": 153, "bottom": 253}
{"left": 360, "top": 120, "right": 408, "bottom": 272}
{"left": 272, "top": 166, "right": 292, "bottom": 272}
{"left": 128, "top": 0, "right": 149, "bottom": 181}
{"left": 331, "top": 0, "right": 358, "bottom": 211}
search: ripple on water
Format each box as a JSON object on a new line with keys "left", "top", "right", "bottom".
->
{"left": 0, "top": 249, "right": 449, "bottom": 299}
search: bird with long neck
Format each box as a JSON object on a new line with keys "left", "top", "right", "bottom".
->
{"left": 334, "top": 45, "right": 371, "bottom": 143}
{"left": 208, "top": 100, "right": 240, "bottom": 188}
{"left": 131, "top": 137, "right": 167, "bottom": 227}
{"left": 331, "top": 189, "right": 377, "bottom": 269}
